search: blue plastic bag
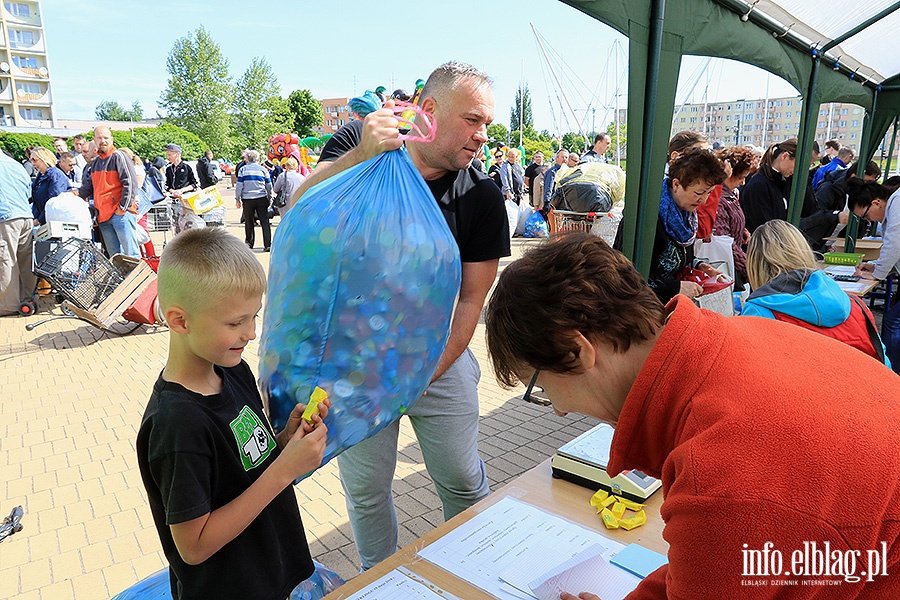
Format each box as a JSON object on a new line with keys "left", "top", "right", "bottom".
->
{"left": 259, "top": 148, "right": 461, "bottom": 476}
{"left": 523, "top": 210, "right": 549, "bottom": 238}
{"left": 111, "top": 562, "right": 345, "bottom": 599}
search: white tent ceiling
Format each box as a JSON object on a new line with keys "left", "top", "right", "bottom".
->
{"left": 745, "top": 0, "right": 900, "bottom": 85}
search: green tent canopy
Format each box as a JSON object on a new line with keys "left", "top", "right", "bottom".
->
{"left": 561, "top": 0, "right": 900, "bottom": 268}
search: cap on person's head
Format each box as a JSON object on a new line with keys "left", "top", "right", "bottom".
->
{"left": 391, "top": 89, "right": 411, "bottom": 102}
{"left": 165, "top": 143, "right": 182, "bottom": 153}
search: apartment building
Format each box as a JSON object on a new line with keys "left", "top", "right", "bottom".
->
{"left": 671, "top": 96, "right": 865, "bottom": 151}
{"left": 316, "top": 97, "right": 354, "bottom": 136}
{"left": 0, "top": 0, "right": 55, "bottom": 127}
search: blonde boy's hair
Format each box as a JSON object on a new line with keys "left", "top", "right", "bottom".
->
{"left": 158, "top": 228, "right": 266, "bottom": 313}
{"left": 746, "top": 219, "right": 818, "bottom": 289}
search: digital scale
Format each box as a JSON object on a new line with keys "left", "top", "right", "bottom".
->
{"left": 551, "top": 423, "right": 662, "bottom": 503}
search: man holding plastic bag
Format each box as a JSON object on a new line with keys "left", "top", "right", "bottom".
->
{"left": 291, "top": 62, "right": 510, "bottom": 569}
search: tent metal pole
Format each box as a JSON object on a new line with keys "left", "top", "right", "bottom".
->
{"left": 822, "top": 2, "right": 900, "bottom": 52}
{"left": 847, "top": 88, "right": 881, "bottom": 252}
{"left": 885, "top": 116, "right": 898, "bottom": 178}
{"left": 788, "top": 53, "right": 820, "bottom": 225}
{"left": 633, "top": 0, "right": 667, "bottom": 273}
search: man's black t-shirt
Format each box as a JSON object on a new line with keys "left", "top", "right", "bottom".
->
{"left": 137, "top": 361, "right": 313, "bottom": 600}
{"left": 318, "top": 120, "right": 510, "bottom": 262}
{"left": 524, "top": 162, "right": 543, "bottom": 201}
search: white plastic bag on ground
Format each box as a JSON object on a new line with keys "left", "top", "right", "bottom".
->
{"left": 515, "top": 201, "right": 531, "bottom": 236}
{"left": 505, "top": 200, "right": 518, "bottom": 240}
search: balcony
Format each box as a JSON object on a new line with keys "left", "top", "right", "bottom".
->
{"left": 7, "top": 35, "right": 45, "bottom": 53}
{"left": 2, "top": 3, "right": 41, "bottom": 26}
{"left": 10, "top": 61, "right": 47, "bottom": 79}
{"left": 16, "top": 91, "right": 48, "bottom": 104}
{"left": 0, "top": 85, "right": 11, "bottom": 101}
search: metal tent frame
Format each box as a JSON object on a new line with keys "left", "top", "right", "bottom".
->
{"left": 562, "top": 0, "right": 900, "bottom": 265}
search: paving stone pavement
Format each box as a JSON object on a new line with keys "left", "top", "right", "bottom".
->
{"left": 0, "top": 190, "right": 599, "bottom": 600}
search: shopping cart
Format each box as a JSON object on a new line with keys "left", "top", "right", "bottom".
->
{"left": 550, "top": 208, "right": 622, "bottom": 246}
{"left": 26, "top": 238, "right": 162, "bottom": 334}
{"left": 145, "top": 201, "right": 174, "bottom": 246}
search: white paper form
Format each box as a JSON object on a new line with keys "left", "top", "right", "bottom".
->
{"left": 835, "top": 280, "right": 871, "bottom": 294}
{"left": 340, "top": 567, "right": 459, "bottom": 600}
{"left": 416, "top": 497, "right": 628, "bottom": 600}
{"left": 528, "top": 544, "right": 641, "bottom": 600}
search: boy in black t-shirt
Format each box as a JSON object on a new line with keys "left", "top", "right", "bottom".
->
{"left": 137, "top": 228, "right": 330, "bottom": 600}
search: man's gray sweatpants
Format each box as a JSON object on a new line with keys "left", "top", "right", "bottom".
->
{"left": 337, "top": 348, "right": 490, "bottom": 569}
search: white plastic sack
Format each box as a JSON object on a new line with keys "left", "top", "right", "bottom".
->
{"left": 45, "top": 192, "right": 91, "bottom": 224}
{"left": 694, "top": 235, "right": 735, "bottom": 279}
{"left": 505, "top": 200, "right": 518, "bottom": 240}
{"left": 515, "top": 201, "right": 531, "bottom": 236}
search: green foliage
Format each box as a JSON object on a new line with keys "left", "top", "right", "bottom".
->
{"left": 522, "top": 138, "right": 554, "bottom": 161}
{"left": 562, "top": 132, "right": 587, "bottom": 153}
{"left": 509, "top": 84, "right": 534, "bottom": 133}
{"left": 286, "top": 90, "right": 323, "bottom": 138}
{"left": 232, "top": 56, "right": 289, "bottom": 153}
{"left": 159, "top": 26, "right": 233, "bottom": 153}
{"left": 487, "top": 123, "right": 509, "bottom": 146}
{"left": 85, "top": 123, "right": 206, "bottom": 162}
{"left": 0, "top": 131, "right": 56, "bottom": 161}
{"left": 606, "top": 121, "right": 627, "bottom": 162}
{"left": 95, "top": 99, "right": 143, "bottom": 121}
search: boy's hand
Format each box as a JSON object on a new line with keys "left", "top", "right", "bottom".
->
{"left": 276, "top": 398, "right": 332, "bottom": 448}
{"left": 278, "top": 420, "right": 328, "bottom": 482}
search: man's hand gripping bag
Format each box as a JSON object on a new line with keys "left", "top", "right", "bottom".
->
{"left": 259, "top": 148, "right": 461, "bottom": 478}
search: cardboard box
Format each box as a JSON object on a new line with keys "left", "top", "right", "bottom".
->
{"left": 36, "top": 221, "right": 92, "bottom": 242}
{"left": 181, "top": 186, "right": 224, "bottom": 215}
{"left": 826, "top": 238, "right": 882, "bottom": 261}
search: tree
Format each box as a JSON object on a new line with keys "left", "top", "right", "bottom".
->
{"left": 509, "top": 84, "right": 534, "bottom": 134}
{"left": 562, "top": 132, "right": 586, "bottom": 153}
{"left": 607, "top": 121, "right": 627, "bottom": 163}
{"left": 95, "top": 99, "right": 143, "bottom": 122}
{"left": 286, "top": 90, "right": 323, "bottom": 137}
{"left": 159, "top": 26, "right": 233, "bottom": 153}
{"left": 487, "top": 123, "right": 509, "bottom": 147}
{"left": 232, "top": 56, "right": 291, "bottom": 153}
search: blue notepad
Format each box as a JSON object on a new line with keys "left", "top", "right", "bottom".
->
{"left": 610, "top": 543, "right": 668, "bottom": 579}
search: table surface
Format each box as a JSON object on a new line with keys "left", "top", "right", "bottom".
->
{"left": 323, "top": 459, "right": 666, "bottom": 599}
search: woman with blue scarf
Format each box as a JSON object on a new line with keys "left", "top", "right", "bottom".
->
{"left": 646, "top": 148, "right": 728, "bottom": 302}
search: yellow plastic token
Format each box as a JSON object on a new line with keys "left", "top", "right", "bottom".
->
{"left": 600, "top": 507, "right": 620, "bottom": 529}
{"left": 601, "top": 494, "right": 617, "bottom": 508}
{"left": 611, "top": 501, "right": 626, "bottom": 520}
{"left": 616, "top": 497, "right": 645, "bottom": 512}
{"left": 301, "top": 387, "right": 329, "bottom": 425}
{"left": 590, "top": 490, "right": 609, "bottom": 511}
{"left": 619, "top": 510, "right": 647, "bottom": 531}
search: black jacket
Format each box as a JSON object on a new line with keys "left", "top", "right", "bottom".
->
{"left": 740, "top": 168, "right": 789, "bottom": 233}
{"left": 197, "top": 155, "right": 216, "bottom": 189}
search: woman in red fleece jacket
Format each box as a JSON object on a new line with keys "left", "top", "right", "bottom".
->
{"left": 485, "top": 232, "right": 900, "bottom": 599}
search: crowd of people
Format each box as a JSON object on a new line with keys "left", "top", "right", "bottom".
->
{"left": 3, "top": 59, "right": 900, "bottom": 600}
{"left": 0, "top": 129, "right": 311, "bottom": 315}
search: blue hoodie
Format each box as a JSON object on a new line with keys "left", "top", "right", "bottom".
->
{"left": 742, "top": 269, "right": 850, "bottom": 325}
{"left": 743, "top": 269, "right": 889, "bottom": 365}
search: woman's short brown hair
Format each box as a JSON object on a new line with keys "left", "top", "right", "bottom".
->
{"left": 668, "top": 147, "right": 727, "bottom": 189}
{"left": 485, "top": 232, "right": 666, "bottom": 388}
{"left": 717, "top": 146, "right": 755, "bottom": 180}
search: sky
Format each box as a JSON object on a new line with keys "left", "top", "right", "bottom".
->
{"left": 41, "top": 0, "right": 801, "bottom": 135}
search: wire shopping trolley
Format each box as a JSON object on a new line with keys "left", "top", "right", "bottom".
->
{"left": 26, "top": 238, "right": 163, "bottom": 334}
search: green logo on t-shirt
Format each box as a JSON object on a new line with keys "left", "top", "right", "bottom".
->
{"left": 230, "top": 405, "right": 276, "bottom": 471}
